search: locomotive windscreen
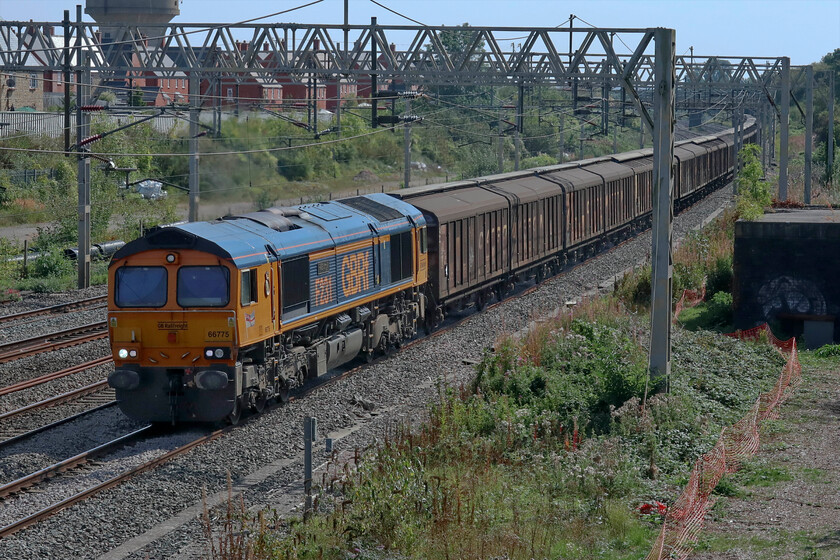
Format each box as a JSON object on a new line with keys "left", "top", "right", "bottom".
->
{"left": 115, "top": 266, "right": 168, "bottom": 308}
{"left": 177, "top": 266, "right": 230, "bottom": 307}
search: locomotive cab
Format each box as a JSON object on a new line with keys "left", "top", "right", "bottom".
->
{"left": 108, "top": 246, "right": 248, "bottom": 424}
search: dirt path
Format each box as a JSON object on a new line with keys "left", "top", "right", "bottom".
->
{"left": 689, "top": 358, "right": 840, "bottom": 559}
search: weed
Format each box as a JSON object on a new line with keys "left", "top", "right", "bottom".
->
{"left": 800, "top": 468, "right": 830, "bottom": 484}
{"left": 735, "top": 461, "right": 793, "bottom": 487}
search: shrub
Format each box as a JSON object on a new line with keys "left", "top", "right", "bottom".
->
{"left": 30, "top": 246, "right": 74, "bottom": 279}
{"left": 814, "top": 344, "right": 840, "bottom": 358}
{"left": 705, "top": 291, "right": 733, "bottom": 327}
{"left": 520, "top": 153, "right": 557, "bottom": 169}
{"left": 706, "top": 255, "right": 733, "bottom": 297}
{"left": 614, "top": 264, "right": 651, "bottom": 308}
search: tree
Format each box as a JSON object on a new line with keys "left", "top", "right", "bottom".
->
{"left": 735, "top": 144, "right": 771, "bottom": 219}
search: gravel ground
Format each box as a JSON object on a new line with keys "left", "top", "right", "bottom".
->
{"left": 689, "top": 361, "right": 840, "bottom": 560}
{"left": 0, "top": 286, "right": 107, "bottom": 318}
{"left": 0, "top": 405, "right": 146, "bottom": 486}
{"left": 0, "top": 185, "right": 735, "bottom": 560}
{"left": 0, "top": 427, "right": 207, "bottom": 529}
{"left": 0, "top": 304, "right": 106, "bottom": 347}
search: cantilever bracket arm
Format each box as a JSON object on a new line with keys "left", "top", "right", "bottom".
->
{"left": 69, "top": 108, "right": 166, "bottom": 151}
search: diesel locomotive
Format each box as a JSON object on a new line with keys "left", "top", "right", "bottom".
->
{"left": 107, "top": 118, "right": 756, "bottom": 424}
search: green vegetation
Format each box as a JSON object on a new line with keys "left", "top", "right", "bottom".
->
{"left": 735, "top": 143, "right": 772, "bottom": 220}
{"left": 0, "top": 120, "right": 177, "bottom": 291}
{"left": 203, "top": 299, "right": 785, "bottom": 559}
{"left": 616, "top": 206, "right": 738, "bottom": 313}
{"left": 677, "top": 291, "right": 734, "bottom": 332}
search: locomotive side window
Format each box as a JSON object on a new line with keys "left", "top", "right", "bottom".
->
{"left": 177, "top": 266, "right": 230, "bottom": 307}
{"left": 281, "top": 256, "right": 310, "bottom": 318}
{"left": 240, "top": 269, "right": 258, "bottom": 306}
{"left": 390, "top": 231, "right": 413, "bottom": 282}
{"left": 419, "top": 227, "right": 428, "bottom": 254}
{"left": 115, "top": 266, "right": 167, "bottom": 308}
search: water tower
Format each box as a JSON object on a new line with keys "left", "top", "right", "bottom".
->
{"left": 85, "top": 0, "right": 179, "bottom": 40}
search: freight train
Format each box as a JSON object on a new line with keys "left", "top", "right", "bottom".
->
{"left": 107, "top": 118, "right": 757, "bottom": 424}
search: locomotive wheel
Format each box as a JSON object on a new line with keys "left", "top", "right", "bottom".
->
{"left": 252, "top": 391, "right": 268, "bottom": 413}
{"left": 277, "top": 384, "right": 290, "bottom": 405}
{"left": 226, "top": 398, "right": 242, "bottom": 425}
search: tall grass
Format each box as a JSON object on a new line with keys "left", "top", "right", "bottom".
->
{"left": 202, "top": 300, "right": 785, "bottom": 559}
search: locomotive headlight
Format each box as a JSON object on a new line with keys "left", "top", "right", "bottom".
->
{"left": 128, "top": 349, "right": 138, "bottom": 358}
{"left": 166, "top": 253, "right": 177, "bottom": 263}
{"left": 205, "top": 349, "right": 214, "bottom": 358}
{"left": 214, "top": 348, "right": 224, "bottom": 358}
{"left": 118, "top": 348, "right": 129, "bottom": 359}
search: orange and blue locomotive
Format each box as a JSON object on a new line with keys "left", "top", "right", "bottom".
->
{"left": 107, "top": 194, "right": 428, "bottom": 424}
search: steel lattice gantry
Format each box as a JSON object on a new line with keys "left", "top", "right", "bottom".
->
{"left": 0, "top": 20, "right": 793, "bottom": 181}
{"left": 0, "top": 19, "right": 794, "bottom": 383}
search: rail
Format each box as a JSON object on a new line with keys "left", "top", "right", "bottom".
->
{"left": 0, "top": 356, "right": 112, "bottom": 397}
{"left": 0, "top": 295, "right": 107, "bottom": 326}
{"left": 0, "top": 321, "right": 108, "bottom": 363}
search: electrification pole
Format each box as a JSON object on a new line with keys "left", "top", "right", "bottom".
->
{"left": 63, "top": 10, "right": 71, "bottom": 156}
{"left": 829, "top": 71, "right": 835, "bottom": 186}
{"left": 370, "top": 17, "right": 378, "bottom": 128}
{"left": 75, "top": 3, "right": 91, "bottom": 290}
{"left": 76, "top": 49, "right": 91, "bottom": 289}
{"left": 515, "top": 84, "right": 524, "bottom": 171}
{"left": 189, "top": 74, "right": 200, "bottom": 222}
{"left": 779, "top": 57, "right": 790, "bottom": 200}
{"left": 403, "top": 97, "right": 411, "bottom": 188}
{"left": 648, "top": 27, "right": 676, "bottom": 390}
{"left": 804, "top": 64, "right": 813, "bottom": 204}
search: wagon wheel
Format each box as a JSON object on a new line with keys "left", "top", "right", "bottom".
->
{"left": 475, "top": 292, "right": 486, "bottom": 311}
{"left": 423, "top": 315, "right": 435, "bottom": 335}
{"left": 226, "top": 397, "right": 242, "bottom": 425}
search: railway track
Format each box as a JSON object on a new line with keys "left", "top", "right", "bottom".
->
{"left": 0, "top": 381, "right": 113, "bottom": 434}
{"left": 0, "top": 357, "right": 116, "bottom": 447}
{"left": 0, "top": 275, "right": 545, "bottom": 539}
{"left": 0, "top": 356, "right": 112, "bottom": 397}
{"left": 0, "top": 295, "right": 107, "bottom": 327}
{"left": 0, "top": 426, "right": 153, "bottom": 502}
{"left": 0, "top": 321, "right": 108, "bottom": 363}
{"left": 0, "top": 425, "right": 220, "bottom": 539}
{"left": 0, "top": 402, "right": 118, "bottom": 450}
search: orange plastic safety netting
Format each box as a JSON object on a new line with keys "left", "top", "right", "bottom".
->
{"left": 673, "top": 284, "right": 706, "bottom": 322}
{"left": 645, "top": 317, "right": 801, "bottom": 559}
